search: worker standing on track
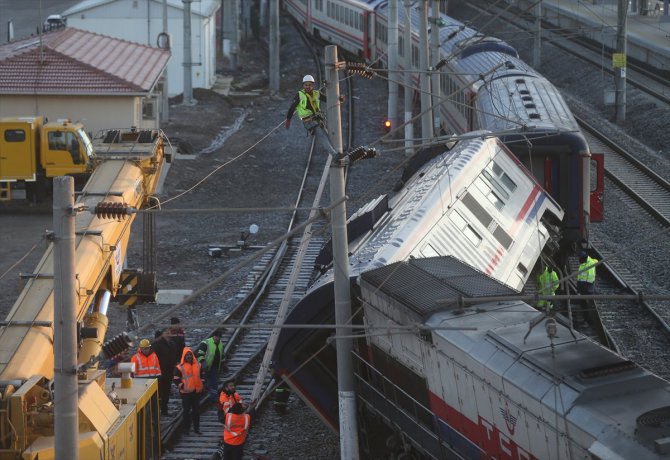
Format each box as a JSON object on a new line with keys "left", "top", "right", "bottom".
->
{"left": 285, "top": 74, "right": 326, "bottom": 136}
{"left": 577, "top": 252, "right": 598, "bottom": 295}
{"left": 169, "top": 316, "right": 186, "bottom": 361}
{"left": 197, "top": 329, "right": 226, "bottom": 401}
{"left": 211, "top": 402, "right": 253, "bottom": 460}
{"left": 152, "top": 329, "right": 177, "bottom": 416}
{"left": 174, "top": 347, "right": 204, "bottom": 434}
{"left": 130, "top": 339, "right": 161, "bottom": 378}
{"left": 537, "top": 266, "right": 559, "bottom": 311}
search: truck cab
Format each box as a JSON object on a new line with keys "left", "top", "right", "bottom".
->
{"left": 0, "top": 116, "right": 94, "bottom": 200}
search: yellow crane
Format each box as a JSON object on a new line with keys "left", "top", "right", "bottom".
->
{"left": 0, "top": 128, "right": 169, "bottom": 459}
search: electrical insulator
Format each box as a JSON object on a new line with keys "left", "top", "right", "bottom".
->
{"left": 94, "top": 201, "right": 134, "bottom": 219}
{"left": 346, "top": 62, "right": 375, "bottom": 79}
{"left": 102, "top": 332, "right": 132, "bottom": 359}
{"left": 383, "top": 119, "right": 392, "bottom": 133}
{"left": 348, "top": 146, "right": 378, "bottom": 163}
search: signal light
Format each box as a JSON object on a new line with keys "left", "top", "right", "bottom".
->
{"left": 383, "top": 119, "right": 392, "bottom": 133}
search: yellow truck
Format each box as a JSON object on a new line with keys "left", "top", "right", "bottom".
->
{"left": 0, "top": 116, "right": 94, "bottom": 201}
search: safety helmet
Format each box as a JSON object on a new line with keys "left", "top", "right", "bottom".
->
{"left": 139, "top": 339, "right": 151, "bottom": 348}
{"left": 302, "top": 74, "right": 315, "bottom": 83}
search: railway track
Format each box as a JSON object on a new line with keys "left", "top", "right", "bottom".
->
{"left": 568, "top": 118, "right": 670, "bottom": 378}
{"left": 159, "top": 23, "right": 356, "bottom": 458}
{"left": 467, "top": 0, "right": 670, "bottom": 106}
{"left": 463, "top": 0, "right": 670, "bottom": 379}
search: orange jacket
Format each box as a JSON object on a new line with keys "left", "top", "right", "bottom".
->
{"left": 219, "top": 391, "right": 243, "bottom": 414}
{"left": 131, "top": 350, "right": 161, "bottom": 378}
{"left": 223, "top": 412, "right": 250, "bottom": 445}
{"left": 173, "top": 347, "right": 203, "bottom": 394}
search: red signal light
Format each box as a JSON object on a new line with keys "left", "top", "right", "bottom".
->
{"left": 383, "top": 119, "right": 392, "bottom": 133}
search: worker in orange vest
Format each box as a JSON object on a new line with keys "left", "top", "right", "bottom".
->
{"left": 218, "top": 379, "right": 243, "bottom": 418}
{"left": 130, "top": 338, "right": 161, "bottom": 378}
{"left": 173, "top": 347, "right": 204, "bottom": 434}
{"left": 222, "top": 402, "right": 251, "bottom": 460}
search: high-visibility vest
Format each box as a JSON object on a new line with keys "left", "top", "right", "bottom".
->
{"left": 219, "top": 391, "right": 243, "bottom": 414}
{"left": 224, "top": 412, "right": 250, "bottom": 445}
{"left": 577, "top": 256, "right": 598, "bottom": 283}
{"left": 175, "top": 361, "right": 203, "bottom": 393}
{"left": 131, "top": 351, "right": 161, "bottom": 378}
{"left": 537, "top": 268, "right": 559, "bottom": 307}
{"left": 197, "top": 337, "right": 225, "bottom": 370}
{"left": 296, "top": 90, "right": 320, "bottom": 119}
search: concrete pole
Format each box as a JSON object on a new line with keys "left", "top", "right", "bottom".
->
{"left": 430, "top": 0, "right": 441, "bottom": 134}
{"left": 182, "top": 0, "right": 194, "bottom": 105}
{"left": 403, "top": 0, "right": 414, "bottom": 156}
{"left": 615, "top": 0, "right": 627, "bottom": 124}
{"left": 325, "top": 45, "right": 360, "bottom": 460}
{"left": 231, "top": 0, "right": 240, "bottom": 71}
{"left": 269, "top": 0, "right": 280, "bottom": 94}
{"left": 260, "top": 0, "right": 268, "bottom": 30}
{"left": 533, "top": 0, "right": 541, "bottom": 68}
{"left": 162, "top": 0, "right": 169, "bottom": 121}
{"left": 222, "top": 0, "right": 233, "bottom": 63}
{"left": 53, "top": 177, "right": 79, "bottom": 460}
{"left": 388, "top": 0, "right": 399, "bottom": 133}
{"left": 418, "top": 0, "right": 433, "bottom": 143}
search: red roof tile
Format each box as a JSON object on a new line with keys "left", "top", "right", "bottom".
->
{"left": 0, "top": 28, "right": 170, "bottom": 95}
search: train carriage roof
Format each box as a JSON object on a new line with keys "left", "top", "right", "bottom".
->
{"left": 359, "top": 255, "right": 515, "bottom": 321}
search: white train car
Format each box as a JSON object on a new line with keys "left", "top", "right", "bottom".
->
{"left": 358, "top": 257, "right": 670, "bottom": 459}
{"left": 316, "top": 134, "right": 563, "bottom": 292}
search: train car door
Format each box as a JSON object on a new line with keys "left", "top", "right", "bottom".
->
{"left": 590, "top": 153, "right": 604, "bottom": 222}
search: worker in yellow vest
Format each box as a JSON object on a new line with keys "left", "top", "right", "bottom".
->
{"left": 577, "top": 252, "right": 598, "bottom": 295}
{"left": 285, "top": 74, "right": 326, "bottom": 136}
{"left": 537, "top": 266, "right": 559, "bottom": 310}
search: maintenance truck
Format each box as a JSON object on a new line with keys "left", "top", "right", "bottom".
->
{"left": 0, "top": 127, "right": 169, "bottom": 459}
{"left": 0, "top": 116, "right": 94, "bottom": 201}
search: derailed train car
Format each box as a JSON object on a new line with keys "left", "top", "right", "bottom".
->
{"left": 284, "top": 0, "right": 605, "bottom": 250}
{"left": 274, "top": 135, "right": 582, "bottom": 457}
{"left": 274, "top": 137, "right": 670, "bottom": 458}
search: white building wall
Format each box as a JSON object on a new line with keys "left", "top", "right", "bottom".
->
{"left": 65, "top": 0, "right": 218, "bottom": 97}
{"left": 0, "top": 96, "right": 145, "bottom": 138}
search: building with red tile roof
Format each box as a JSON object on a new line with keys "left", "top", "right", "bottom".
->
{"left": 0, "top": 27, "right": 170, "bottom": 136}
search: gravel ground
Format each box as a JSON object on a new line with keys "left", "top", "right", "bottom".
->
{"left": 0, "top": 5, "right": 668, "bottom": 460}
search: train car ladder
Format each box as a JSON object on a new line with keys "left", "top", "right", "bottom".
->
{"left": 0, "top": 182, "right": 10, "bottom": 201}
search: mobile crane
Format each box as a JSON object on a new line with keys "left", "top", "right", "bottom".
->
{"left": 0, "top": 127, "right": 169, "bottom": 459}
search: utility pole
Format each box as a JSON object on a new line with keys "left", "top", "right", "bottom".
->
{"left": 614, "top": 0, "right": 627, "bottom": 124}
{"left": 387, "top": 0, "right": 399, "bottom": 132}
{"left": 418, "top": 0, "right": 433, "bottom": 143}
{"left": 53, "top": 176, "right": 79, "bottom": 460}
{"left": 533, "top": 0, "right": 542, "bottom": 68}
{"left": 269, "top": 0, "right": 279, "bottom": 94}
{"left": 161, "top": 0, "right": 169, "bottom": 121}
{"left": 231, "top": 0, "right": 240, "bottom": 71}
{"left": 325, "top": 45, "right": 360, "bottom": 460}
{"left": 403, "top": 0, "right": 414, "bottom": 156}
{"left": 430, "top": 0, "right": 441, "bottom": 134}
{"left": 182, "top": 0, "right": 195, "bottom": 105}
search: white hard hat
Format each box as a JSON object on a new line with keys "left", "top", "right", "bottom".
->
{"left": 302, "top": 75, "right": 315, "bottom": 83}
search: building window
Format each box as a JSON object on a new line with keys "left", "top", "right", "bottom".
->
{"left": 142, "top": 99, "right": 157, "bottom": 120}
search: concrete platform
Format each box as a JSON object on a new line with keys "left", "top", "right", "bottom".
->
{"left": 510, "top": 0, "right": 670, "bottom": 71}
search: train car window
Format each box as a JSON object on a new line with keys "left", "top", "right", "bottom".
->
{"left": 492, "top": 162, "right": 518, "bottom": 192}
{"left": 450, "top": 210, "right": 467, "bottom": 230}
{"left": 4, "top": 129, "right": 26, "bottom": 142}
{"left": 463, "top": 225, "right": 482, "bottom": 247}
{"left": 482, "top": 170, "right": 510, "bottom": 200}
{"left": 398, "top": 36, "right": 404, "bottom": 57}
{"left": 411, "top": 45, "right": 419, "bottom": 68}
{"left": 487, "top": 191, "right": 504, "bottom": 210}
{"left": 462, "top": 192, "right": 493, "bottom": 227}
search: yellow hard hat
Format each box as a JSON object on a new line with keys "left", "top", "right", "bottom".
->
{"left": 139, "top": 339, "right": 151, "bottom": 348}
